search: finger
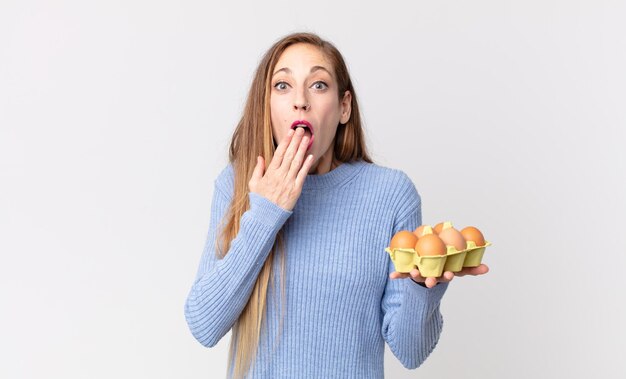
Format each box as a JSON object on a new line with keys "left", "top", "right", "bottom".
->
{"left": 408, "top": 268, "right": 432, "bottom": 286}
{"left": 456, "top": 264, "right": 489, "bottom": 277}
{"left": 269, "top": 129, "right": 295, "bottom": 169}
{"left": 288, "top": 134, "right": 310, "bottom": 178}
{"left": 279, "top": 127, "right": 305, "bottom": 172}
{"left": 442, "top": 271, "right": 455, "bottom": 281}
{"left": 409, "top": 268, "right": 425, "bottom": 282}
{"left": 425, "top": 277, "right": 438, "bottom": 288}
{"left": 294, "top": 154, "right": 315, "bottom": 187}
{"left": 389, "top": 272, "right": 411, "bottom": 279}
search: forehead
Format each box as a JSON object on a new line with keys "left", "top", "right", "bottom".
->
{"left": 275, "top": 43, "right": 333, "bottom": 74}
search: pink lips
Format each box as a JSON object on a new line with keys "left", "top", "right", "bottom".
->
{"left": 290, "top": 120, "right": 315, "bottom": 150}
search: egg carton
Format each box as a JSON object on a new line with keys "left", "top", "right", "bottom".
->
{"left": 385, "top": 241, "right": 491, "bottom": 278}
{"left": 463, "top": 240, "right": 492, "bottom": 267}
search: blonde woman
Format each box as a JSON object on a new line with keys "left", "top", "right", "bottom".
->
{"left": 185, "top": 32, "right": 488, "bottom": 379}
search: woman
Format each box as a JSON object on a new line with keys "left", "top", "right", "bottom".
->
{"left": 185, "top": 32, "right": 488, "bottom": 379}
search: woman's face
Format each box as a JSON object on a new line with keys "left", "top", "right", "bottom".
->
{"left": 270, "top": 43, "right": 351, "bottom": 173}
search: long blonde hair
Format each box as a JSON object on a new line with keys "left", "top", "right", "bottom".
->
{"left": 219, "top": 32, "right": 372, "bottom": 379}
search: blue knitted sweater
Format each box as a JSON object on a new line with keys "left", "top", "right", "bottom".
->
{"left": 185, "top": 160, "right": 448, "bottom": 378}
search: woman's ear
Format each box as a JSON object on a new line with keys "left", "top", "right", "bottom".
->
{"left": 340, "top": 90, "right": 352, "bottom": 124}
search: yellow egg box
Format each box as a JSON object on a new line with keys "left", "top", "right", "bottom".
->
{"left": 385, "top": 240, "right": 491, "bottom": 278}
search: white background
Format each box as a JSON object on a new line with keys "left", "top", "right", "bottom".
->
{"left": 1, "top": 1, "right": 625, "bottom": 378}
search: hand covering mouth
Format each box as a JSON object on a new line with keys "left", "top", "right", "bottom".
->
{"left": 291, "top": 120, "right": 314, "bottom": 150}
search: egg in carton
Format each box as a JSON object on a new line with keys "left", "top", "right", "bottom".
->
{"left": 432, "top": 222, "right": 468, "bottom": 273}
{"left": 412, "top": 225, "right": 448, "bottom": 277}
{"left": 385, "top": 231, "right": 418, "bottom": 273}
{"left": 460, "top": 226, "right": 491, "bottom": 267}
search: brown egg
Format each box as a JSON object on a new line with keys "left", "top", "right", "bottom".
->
{"left": 433, "top": 222, "right": 445, "bottom": 234}
{"left": 438, "top": 227, "right": 467, "bottom": 251}
{"left": 390, "top": 230, "right": 418, "bottom": 250}
{"left": 413, "top": 225, "right": 433, "bottom": 238}
{"left": 461, "top": 226, "right": 486, "bottom": 246}
{"left": 414, "top": 234, "right": 447, "bottom": 256}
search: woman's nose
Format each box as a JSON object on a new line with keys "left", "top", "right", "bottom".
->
{"left": 293, "top": 101, "right": 310, "bottom": 111}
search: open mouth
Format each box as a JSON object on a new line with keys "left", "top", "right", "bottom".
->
{"left": 290, "top": 120, "right": 315, "bottom": 150}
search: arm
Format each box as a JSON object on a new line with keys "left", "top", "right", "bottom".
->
{"left": 184, "top": 184, "right": 291, "bottom": 347}
{"left": 380, "top": 180, "right": 448, "bottom": 369}
{"left": 185, "top": 129, "right": 313, "bottom": 347}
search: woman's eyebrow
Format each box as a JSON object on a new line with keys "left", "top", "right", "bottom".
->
{"left": 310, "top": 65, "right": 331, "bottom": 76}
{"left": 272, "top": 67, "right": 291, "bottom": 77}
{"left": 272, "top": 66, "right": 332, "bottom": 77}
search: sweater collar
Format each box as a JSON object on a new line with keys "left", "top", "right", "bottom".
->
{"left": 302, "top": 160, "right": 367, "bottom": 191}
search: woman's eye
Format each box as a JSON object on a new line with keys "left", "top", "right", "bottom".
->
{"left": 312, "top": 81, "right": 328, "bottom": 90}
{"left": 274, "top": 82, "right": 289, "bottom": 90}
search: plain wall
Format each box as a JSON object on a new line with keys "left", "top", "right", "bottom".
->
{"left": 1, "top": 0, "right": 625, "bottom": 378}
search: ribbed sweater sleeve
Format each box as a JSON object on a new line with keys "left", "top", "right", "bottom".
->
{"left": 184, "top": 177, "right": 292, "bottom": 347}
{"left": 381, "top": 173, "right": 448, "bottom": 369}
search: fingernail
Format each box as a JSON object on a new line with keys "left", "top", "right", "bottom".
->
{"left": 288, "top": 129, "right": 294, "bottom": 136}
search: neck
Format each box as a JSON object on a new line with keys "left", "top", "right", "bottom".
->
{"left": 308, "top": 145, "right": 338, "bottom": 175}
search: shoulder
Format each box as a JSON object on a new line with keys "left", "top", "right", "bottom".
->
{"left": 357, "top": 161, "right": 421, "bottom": 219}
{"left": 358, "top": 161, "right": 419, "bottom": 197}
{"left": 360, "top": 162, "right": 412, "bottom": 182}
